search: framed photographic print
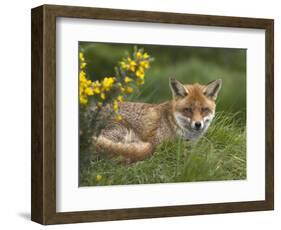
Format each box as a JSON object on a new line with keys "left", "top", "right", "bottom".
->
{"left": 31, "top": 4, "right": 274, "bottom": 225}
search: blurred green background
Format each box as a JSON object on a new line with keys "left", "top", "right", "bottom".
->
{"left": 80, "top": 42, "right": 246, "bottom": 120}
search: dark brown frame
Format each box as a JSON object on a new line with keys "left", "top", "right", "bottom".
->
{"left": 31, "top": 4, "right": 274, "bottom": 225}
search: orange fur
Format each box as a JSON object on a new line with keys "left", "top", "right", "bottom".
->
{"left": 94, "top": 79, "right": 222, "bottom": 162}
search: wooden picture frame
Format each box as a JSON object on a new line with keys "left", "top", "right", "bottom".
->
{"left": 31, "top": 4, "right": 274, "bottom": 225}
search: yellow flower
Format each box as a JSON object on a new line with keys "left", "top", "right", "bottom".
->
{"left": 140, "top": 61, "right": 149, "bottom": 69}
{"left": 91, "top": 81, "right": 101, "bottom": 94}
{"left": 113, "top": 100, "right": 118, "bottom": 111}
{"left": 143, "top": 53, "right": 150, "bottom": 59}
{"left": 115, "top": 115, "right": 123, "bottom": 121}
{"left": 124, "top": 76, "right": 132, "bottom": 83}
{"left": 85, "top": 87, "right": 94, "bottom": 96}
{"left": 79, "top": 67, "right": 94, "bottom": 105}
{"left": 95, "top": 174, "right": 102, "bottom": 182}
{"left": 136, "top": 51, "right": 142, "bottom": 59}
{"left": 126, "top": 86, "right": 133, "bottom": 93}
{"left": 129, "top": 65, "right": 136, "bottom": 72}
{"left": 93, "top": 87, "right": 100, "bottom": 94}
{"left": 79, "top": 52, "right": 85, "bottom": 62}
{"left": 136, "top": 68, "right": 145, "bottom": 79}
{"left": 138, "top": 66, "right": 144, "bottom": 72}
{"left": 93, "top": 80, "right": 101, "bottom": 87}
{"left": 102, "top": 77, "right": 115, "bottom": 91}
{"left": 120, "top": 61, "right": 129, "bottom": 70}
{"left": 100, "top": 92, "right": 106, "bottom": 100}
{"left": 80, "top": 96, "right": 88, "bottom": 105}
{"left": 128, "top": 58, "right": 136, "bottom": 72}
{"left": 80, "top": 70, "right": 86, "bottom": 79}
{"left": 117, "top": 95, "right": 123, "bottom": 102}
{"left": 80, "top": 62, "right": 87, "bottom": 69}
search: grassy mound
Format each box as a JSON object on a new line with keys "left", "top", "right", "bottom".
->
{"left": 79, "top": 112, "right": 246, "bottom": 186}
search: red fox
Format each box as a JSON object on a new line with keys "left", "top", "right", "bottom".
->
{"left": 95, "top": 78, "right": 222, "bottom": 163}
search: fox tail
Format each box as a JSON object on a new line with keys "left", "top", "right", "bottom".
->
{"left": 94, "top": 136, "right": 153, "bottom": 162}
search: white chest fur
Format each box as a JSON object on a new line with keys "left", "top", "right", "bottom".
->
{"left": 174, "top": 112, "right": 214, "bottom": 141}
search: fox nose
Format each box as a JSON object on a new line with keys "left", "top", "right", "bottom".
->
{"left": 195, "top": 122, "right": 202, "bottom": 129}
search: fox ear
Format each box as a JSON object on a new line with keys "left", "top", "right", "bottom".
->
{"left": 169, "top": 77, "right": 188, "bottom": 98}
{"left": 204, "top": 79, "right": 222, "bottom": 100}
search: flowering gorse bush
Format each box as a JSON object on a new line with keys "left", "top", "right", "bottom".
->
{"left": 79, "top": 47, "right": 153, "bottom": 148}
{"left": 79, "top": 47, "right": 153, "bottom": 120}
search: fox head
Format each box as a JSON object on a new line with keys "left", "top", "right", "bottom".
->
{"left": 169, "top": 78, "right": 222, "bottom": 140}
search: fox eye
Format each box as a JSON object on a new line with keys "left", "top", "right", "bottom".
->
{"left": 184, "top": 107, "right": 192, "bottom": 113}
{"left": 201, "top": 107, "right": 210, "bottom": 113}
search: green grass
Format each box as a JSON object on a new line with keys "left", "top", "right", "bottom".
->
{"left": 79, "top": 112, "right": 246, "bottom": 186}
